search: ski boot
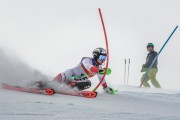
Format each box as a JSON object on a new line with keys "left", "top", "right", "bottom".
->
{"left": 68, "top": 80, "right": 91, "bottom": 91}
{"left": 44, "top": 88, "right": 55, "bottom": 95}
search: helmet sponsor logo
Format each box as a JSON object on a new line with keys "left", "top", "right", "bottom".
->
{"left": 101, "top": 49, "right": 106, "bottom": 54}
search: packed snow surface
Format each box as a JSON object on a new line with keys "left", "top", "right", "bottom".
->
{"left": 1, "top": 85, "right": 180, "bottom": 120}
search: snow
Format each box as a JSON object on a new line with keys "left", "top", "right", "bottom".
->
{"left": 0, "top": 1, "right": 180, "bottom": 120}
{"left": 1, "top": 85, "right": 180, "bottom": 120}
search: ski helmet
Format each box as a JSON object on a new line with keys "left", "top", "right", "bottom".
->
{"left": 147, "top": 43, "right": 154, "bottom": 48}
{"left": 93, "top": 47, "right": 106, "bottom": 61}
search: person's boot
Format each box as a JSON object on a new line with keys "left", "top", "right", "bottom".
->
{"left": 68, "top": 80, "right": 91, "bottom": 90}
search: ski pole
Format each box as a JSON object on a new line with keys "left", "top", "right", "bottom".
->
{"left": 124, "top": 59, "right": 126, "bottom": 85}
{"left": 127, "top": 59, "right": 130, "bottom": 85}
{"left": 140, "top": 25, "right": 178, "bottom": 87}
{"left": 93, "top": 8, "right": 109, "bottom": 92}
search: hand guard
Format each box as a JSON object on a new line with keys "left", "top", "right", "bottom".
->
{"left": 103, "top": 86, "right": 116, "bottom": 95}
{"left": 99, "top": 68, "right": 111, "bottom": 75}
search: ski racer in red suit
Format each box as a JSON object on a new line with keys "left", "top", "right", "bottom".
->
{"left": 51, "top": 47, "right": 115, "bottom": 94}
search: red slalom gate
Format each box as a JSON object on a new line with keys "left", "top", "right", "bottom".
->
{"left": 93, "top": 8, "right": 109, "bottom": 92}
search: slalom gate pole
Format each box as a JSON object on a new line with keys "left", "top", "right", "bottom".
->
{"left": 124, "top": 59, "right": 126, "bottom": 85}
{"left": 140, "top": 26, "right": 178, "bottom": 87}
{"left": 127, "top": 59, "right": 130, "bottom": 85}
{"left": 93, "top": 8, "right": 109, "bottom": 92}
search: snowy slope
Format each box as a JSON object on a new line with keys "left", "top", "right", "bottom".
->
{"left": 1, "top": 85, "right": 180, "bottom": 120}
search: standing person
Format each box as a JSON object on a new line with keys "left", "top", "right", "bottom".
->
{"left": 140, "top": 43, "right": 161, "bottom": 88}
{"left": 35, "top": 47, "right": 116, "bottom": 94}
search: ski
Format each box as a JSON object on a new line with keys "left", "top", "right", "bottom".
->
{"left": 1, "top": 83, "right": 97, "bottom": 98}
{"left": 1, "top": 83, "right": 55, "bottom": 95}
{"left": 56, "top": 90, "right": 97, "bottom": 98}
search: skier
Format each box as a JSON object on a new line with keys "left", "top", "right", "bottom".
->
{"left": 140, "top": 43, "right": 161, "bottom": 88}
{"left": 36, "top": 47, "right": 116, "bottom": 94}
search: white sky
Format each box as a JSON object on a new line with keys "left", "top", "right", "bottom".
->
{"left": 0, "top": 0, "right": 180, "bottom": 90}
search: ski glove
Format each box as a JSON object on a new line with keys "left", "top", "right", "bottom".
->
{"left": 103, "top": 86, "right": 116, "bottom": 95}
{"left": 99, "top": 68, "right": 112, "bottom": 75}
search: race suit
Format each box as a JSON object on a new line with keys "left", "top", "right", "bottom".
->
{"left": 53, "top": 57, "right": 107, "bottom": 88}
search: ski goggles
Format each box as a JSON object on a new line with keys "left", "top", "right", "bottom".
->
{"left": 98, "top": 55, "right": 106, "bottom": 61}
